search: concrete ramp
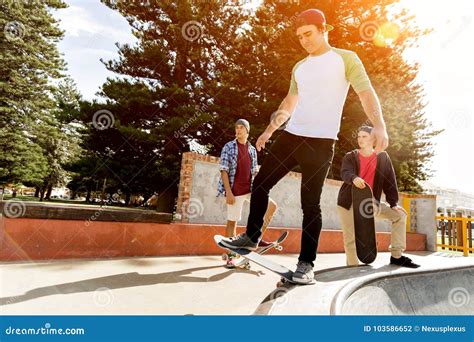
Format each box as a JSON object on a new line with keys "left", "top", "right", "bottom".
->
{"left": 257, "top": 253, "right": 474, "bottom": 315}
{"left": 340, "top": 267, "right": 473, "bottom": 315}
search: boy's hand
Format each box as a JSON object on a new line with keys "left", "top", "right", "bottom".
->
{"left": 256, "top": 131, "right": 272, "bottom": 151}
{"left": 371, "top": 125, "right": 389, "bottom": 153}
{"left": 226, "top": 193, "right": 235, "bottom": 205}
{"left": 391, "top": 205, "right": 407, "bottom": 215}
{"left": 352, "top": 177, "right": 366, "bottom": 189}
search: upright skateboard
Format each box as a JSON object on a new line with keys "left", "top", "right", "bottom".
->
{"left": 214, "top": 234, "right": 315, "bottom": 286}
{"left": 352, "top": 183, "right": 377, "bottom": 264}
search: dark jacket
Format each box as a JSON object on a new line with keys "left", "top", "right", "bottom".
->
{"left": 337, "top": 150, "right": 399, "bottom": 210}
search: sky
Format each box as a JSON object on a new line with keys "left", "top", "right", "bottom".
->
{"left": 52, "top": 0, "right": 473, "bottom": 195}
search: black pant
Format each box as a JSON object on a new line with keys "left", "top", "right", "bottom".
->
{"left": 246, "top": 130, "right": 335, "bottom": 265}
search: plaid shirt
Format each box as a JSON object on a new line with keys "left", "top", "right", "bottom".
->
{"left": 216, "top": 139, "right": 258, "bottom": 197}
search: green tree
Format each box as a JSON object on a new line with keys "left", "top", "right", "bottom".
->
{"left": 34, "top": 78, "right": 83, "bottom": 200}
{"left": 201, "top": 0, "right": 441, "bottom": 193}
{"left": 78, "top": 0, "right": 250, "bottom": 210}
{"left": 0, "top": 0, "right": 68, "bottom": 195}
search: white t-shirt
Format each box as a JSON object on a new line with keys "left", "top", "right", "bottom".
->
{"left": 284, "top": 47, "right": 372, "bottom": 139}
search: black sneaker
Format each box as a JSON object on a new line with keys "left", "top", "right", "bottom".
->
{"left": 390, "top": 256, "right": 420, "bottom": 268}
{"left": 220, "top": 233, "right": 258, "bottom": 250}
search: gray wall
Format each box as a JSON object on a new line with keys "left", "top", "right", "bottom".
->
{"left": 188, "top": 160, "right": 395, "bottom": 231}
{"left": 183, "top": 159, "right": 438, "bottom": 251}
{"left": 412, "top": 197, "right": 437, "bottom": 251}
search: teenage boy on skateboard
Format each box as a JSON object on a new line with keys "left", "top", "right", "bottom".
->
{"left": 217, "top": 119, "right": 277, "bottom": 268}
{"left": 221, "top": 8, "right": 390, "bottom": 284}
{"left": 337, "top": 125, "right": 420, "bottom": 268}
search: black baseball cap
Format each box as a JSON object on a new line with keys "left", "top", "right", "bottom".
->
{"left": 358, "top": 125, "right": 373, "bottom": 134}
{"left": 295, "top": 9, "right": 334, "bottom": 31}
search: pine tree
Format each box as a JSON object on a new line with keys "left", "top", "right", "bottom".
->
{"left": 202, "top": 0, "right": 441, "bottom": 192}
{"left": 33, "top": 78, "right": 83, "bottom": 200}
{"left": 0, "top": 0, "right": 68, "bottom": 193}
{"left": 79, "top": 0, "right": 251, "bottom": 210}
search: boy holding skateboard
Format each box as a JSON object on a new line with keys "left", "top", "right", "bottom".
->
{"left": 221, "top": 8, "right": 389, "bottom": 284}
{"left": 217, "top": 119, "right": 277, "bottom": 268}
{"left": 337, "top": 125, "right": 420, "bottom": 268}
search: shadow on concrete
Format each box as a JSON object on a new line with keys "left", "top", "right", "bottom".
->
{"left": 0, "top": 265, "right": 263, "bottom": 306}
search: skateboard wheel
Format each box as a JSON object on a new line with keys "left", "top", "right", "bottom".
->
{"left": 222, "top": 253, "right": 228, "bottom": 261}
{"left": 245, "top": 264, "right": 251, "bottom": 270}
{"left": 276, "top": 246, "right": 283, "bottom": 251}
{"left": 276, "top": 279, "right": 286, "bottom": 287}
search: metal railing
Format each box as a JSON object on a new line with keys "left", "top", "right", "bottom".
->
{"left": 436, "top": 213, "right": 473, "bottom": 256}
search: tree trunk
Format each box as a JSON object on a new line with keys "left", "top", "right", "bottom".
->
{"left": 86, "top": 187, "right": 92, "bottom": 203}
{"left": 45, "top": 184, "right": 53, "bottom": 200}
{"left": 100, "top": 178, "right": 107, "bottom": 205}
{"left": 12, "top": 188, "right": 17, "bottom": 198}
{"left": 34, "top": 187, "right": 40, "bottom": 197}
{"left": 125, "top": 192, "right": 131, "bottom": 206}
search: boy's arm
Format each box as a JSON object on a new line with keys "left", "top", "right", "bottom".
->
{"left": 256, "top": 64, "right": 299, "bottom": 151}
{"left": 265, "top": 92, "right": 298, "bottom": 135}
{"left": 341, "top": 153, "right": 357, "bottom": 184}
{"left": 219, "top": 145, "right": 232, "bottom": 195}
{"left": 344, "top": 52, "right": 389, "bottom": 153}
{"left": 220, "top": 170, "right": 233, "bottom": 195}
{"left": 252, "top": 149, "right": 258, "bottom": 177}
{"left": 358, "top": 88, "right": 389, "bottom": 153}
{"left": 382, "top": 153, "right": 399, "bottom": 208}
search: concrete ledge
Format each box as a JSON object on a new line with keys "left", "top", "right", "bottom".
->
{"left": 0, "top": 201, "right": 172, "bottom": 223}
{"left": 0, "top": 218, "right": 426, "bottom": 261}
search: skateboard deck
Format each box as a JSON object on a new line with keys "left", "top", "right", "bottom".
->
{"left": 234, "top": 231, "right": 288, "bottom": 268}
{"left": 352, "top": 184, "right": 377, "bottom": 264}
{"left": 214, "top": 234, "right": 315, "bottom": 285}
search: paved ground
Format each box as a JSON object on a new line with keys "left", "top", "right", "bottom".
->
{"left": 264, "top": 252, "right": 473, "bottom": 315}
{"left": 0, "top": 252, "right": 472, "bottom": 315}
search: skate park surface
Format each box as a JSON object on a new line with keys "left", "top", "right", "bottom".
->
{"left": 1, "top": 251, "right": 472, "bottom": 315}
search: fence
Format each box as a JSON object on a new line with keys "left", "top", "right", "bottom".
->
{"left": 436, "top": 212, "right": 473, "bottom": 256}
